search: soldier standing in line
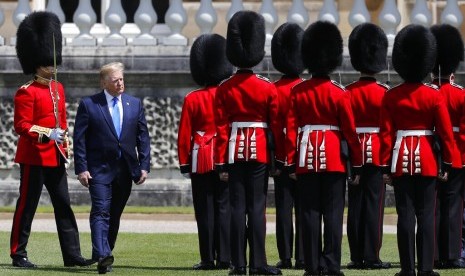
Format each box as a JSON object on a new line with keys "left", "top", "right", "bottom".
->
{"left": 430, "top": 23, "right": 465, "bottom": 270}
{"left": 379, "top": 24, "right": 455, "bottom": 276}
{"left": 345, "top": 23, "right": 391, "bottom": 270}
{"left": 11, "top": 11, "right": 93, "bottom": 268}
{"left": 177, "top": 33, "right": 233, "bottom": 271}
{"left": 214, "top": 10, "right": 282, "bottom": 276}
{"left": 285, "top": 21, "right": 362, "bottom": 276}
{"left": 270, "top": 22, "right": 305, "bottom": 270}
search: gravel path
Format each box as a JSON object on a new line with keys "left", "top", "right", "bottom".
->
{"left": 0, "top": 213, "right": 397, "bottom": 234}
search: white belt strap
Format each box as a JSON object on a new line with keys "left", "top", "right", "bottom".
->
{"left": 356, "top": 127, "right": 380, "bottom": 134}
{"left": 299, "top": 125, "right": 340, "bottom": 167}
{"left": 453, "top": 126, "right": 459, "bottom": 132}
{"left": 391, "top": 130, "right": 433, "bottom": 173}
{"left": 228, "top": 122, "right": 267, "bottom": 164}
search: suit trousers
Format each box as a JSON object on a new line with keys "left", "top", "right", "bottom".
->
{"left": 394, "top": 175, "right": 437, "bottom": 272}
{"left": 298, "top": 172, "right": 346, "bottom": 273}
{"left": 274, "top": 167, "right": 303, "bottom": 262}
{"left": 228, "top": 162, "right": 268, "bottom": 269}
{"left": 435, "top": 168, "right": 465, "bottom": 261}
{"left": 89, "top": 158, "right": 132, "bottom": 260}
{"left": 191, "top": 171, "right": 231, "bottom": 263}
{"left": 10, "top": 163, "right": 82, "bottom": 262}
{"left": 347, "top": 165, "right": 386, "bottom": 263}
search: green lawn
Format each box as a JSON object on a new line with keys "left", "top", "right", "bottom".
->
{"left": 0, "top": 232, "right": 463, "bottom": 275}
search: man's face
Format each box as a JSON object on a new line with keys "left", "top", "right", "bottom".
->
{"left": 103, "top": 70, "right": 124, "bottom": 96}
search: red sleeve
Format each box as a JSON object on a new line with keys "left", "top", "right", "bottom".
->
{"left": 14, "top": 88, "right": 40, "bottom": 142}
{"left": 58, "top": 83, "right": 67, "bottom": 130}
{"left": 338, "top": 93, "right": 362, "bottom": 168}
{"left": 285, "top": 90, "right": 298, "bottom": 171}
{"left": 434, "top": 93, "right": 455, "bottom": 166}
{"left": 214, "top": 85, "right": 230, "bottom": 166}
{"left": 379, "top": 95, "right": 394, "bottom": 172}
{"left": 268, "top": 84, "right": 280, "bottom": 161}
{"left": 177, "top": 94, "right": 193, "bottom": 172}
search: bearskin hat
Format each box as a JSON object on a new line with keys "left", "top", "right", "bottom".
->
{"left": 271, "top": 23, "right": 304, "bottom": 76}
{"left": 190, "top": 34, "right": 233, "bottom": 87}
{"left": 16, "top": 11, "right": 62, "bottom": 75}
{"left": 349, "top": 23, "right": 388, "bottom": 74}
{"left": 392, "top": 24, "right": 436, "bottom": 82}
{"left": 226, "top": 10, "right": 265, "bottom": 68}
{"left": 302, "top": 21, "right": 343, "bottom": 75}
{"left": 430, "top": 24, "right": 464, "bottom": 76}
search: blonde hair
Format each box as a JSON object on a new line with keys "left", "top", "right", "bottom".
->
{"left": 100, "top": 62, "right": 125, "bottom": 81}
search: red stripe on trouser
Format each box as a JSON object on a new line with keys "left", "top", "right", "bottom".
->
{"left": 10, "top": 164, "right": 31, "bottom": 255}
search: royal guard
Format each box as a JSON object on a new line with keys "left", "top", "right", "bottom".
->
{"left": 379, "top": 24, "right": 455, "bottom": 276}
{"left": 270, "top": 22, "right": 305, "bottom": 270}
{"left": 430, "top": 23, "right": 465, "bottom": 269}
{"left": 285, "top": 21, "right": 362, "bottom": 276}
{"left": 214, "top": 10, "right": 281, "bottom": 276}
{"left": 177, "top": 33, "right": 233, "bottom": 270}
{"left": 345, "top": 23, "right": 391, "bottom": 270}
{"left": 11, "top": 11, "right": 93, "bottom": 268}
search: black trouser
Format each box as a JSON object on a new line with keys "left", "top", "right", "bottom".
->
{"left": 394, "top": 175, "right": 437, "bottom": 272}
{"left": 191, "top": 171, "right": 230, "bottom": 263}
{"left": 274, "top": 167, "right": 303, "bottom": 262}
{"left": 298, "top": 172, "right": 346, "bottom": 273}
{"left": 10, "top": 163, "right": 82, "bottom": 263}
{"left": 347, "top": 165, "right": 386, "bottom": 263}
{"left": 435, "top": 168, "right": 465, "bottom": 261}
{"left": 229, "top": 162, "right": 268, "bottom": 269}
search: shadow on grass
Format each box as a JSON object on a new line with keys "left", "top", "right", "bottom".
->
{"left": 0, "top": 263, "right": 199, "bottom": 273}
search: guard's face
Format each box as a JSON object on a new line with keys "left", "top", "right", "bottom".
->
{"left": 103, "top": 70, "right": 124, "bottom": 96}
{"left": 37, "top": 66, "right": 56, "bottom": 78}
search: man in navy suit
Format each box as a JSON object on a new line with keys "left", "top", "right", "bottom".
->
{"left": 73, "top": 62, "right": 151, "bottom": 274}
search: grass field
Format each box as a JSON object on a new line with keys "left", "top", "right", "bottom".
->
{"left": 0, "top": 232, "right": 463, "bottom": 275}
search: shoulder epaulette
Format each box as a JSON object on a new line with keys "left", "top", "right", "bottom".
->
{"left": 256, "top": 74, "right": 271, "bottom": 83}
{"left": 184, "top": 88, "right": 203, "bottom": 98}
{"left": 20, "top": 80, "right": 34, "bottom": 89}
{"left": 376, "top": 81, "right": 390, "bottom": 90}
{"left": 424, "top": 83, "right": 439, "bottom": 90}
{"left": 330, "top": 80, "right": 346, "bottom": 91}
{"left": 451, "top": 82, "right": 464, "bottom": 89}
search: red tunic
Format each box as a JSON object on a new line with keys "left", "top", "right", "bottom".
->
{"left": 274, "top": 76, "right": 304, "bottom": 167}
{"left": 214, "top": 70, "right": 280, "bottom": 167}
{"left": 433, "top": 79, "right": 465, "bottom": 168}
{"left": 177, "top": 86, "right": 217, "bottom": 174}
{"left": 14, "top": 79, "right": 68, "bottom": 166}
{"left": 379, "top": 83, "right": 455, "bottom": 177}
{"left": 346, "top": 77, "right": 388, "bottom": 166}
{"left": 286, "top": 76, "right": 362, "bottom": 174}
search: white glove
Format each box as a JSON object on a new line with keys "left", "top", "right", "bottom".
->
{"left": 49, "top": 128, "right": 65, "bottom": 144}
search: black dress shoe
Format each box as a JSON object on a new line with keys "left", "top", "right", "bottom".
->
{"left": 276, "top": 259, "right": 292, "bottom": 269}
{"left": 12, "top": 257, "right": 37, "bottom": 268}
{"left": 64, "top": 256, "right": 96, "bottom": 267}
{"left": 320, "top": 270, "right": 344, "bottom": 276}
{"left": 418, "top": 271, "right": 440, "bottom": 276}
{"left": 346, "top": 261, "right": 363, "bottom": 269}
{"left": 294, "top": 260, "right": 305, "bottom": 270}
{"left": 434, "top": 260, "right": 444, "bottom": 269}
{"left": 364, "top": 260, "right": 391, "bottom": 269}
{"left": 395, "top": 270, "right": 416, "bottom": 276}
{"left": 443, "top": 258, "right": 465, "bottom": 269}
{"left": 229, "top": 266, "right": 247, "bottom": 275}
{"left": 192, "top": 261, "right": 215, "bottom": 270}
{"left": 249, "top": 265, "right": 282, "bottom": 275}
{"left": 97, "top": 255, "right": 114, "bottom": 274}
{"left": 216, "top": 261, "right": 232, "bottom": 269}
{"left": 303, "top": 270, "right": 320, "bottom": 276}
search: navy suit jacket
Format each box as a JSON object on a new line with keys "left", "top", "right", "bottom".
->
{"left": 73, "top": 91, "right": 151, "bottom": 183}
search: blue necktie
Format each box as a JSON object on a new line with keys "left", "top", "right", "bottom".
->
{"left": 112, "top": 97, "right": 121, "bottom": 137}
